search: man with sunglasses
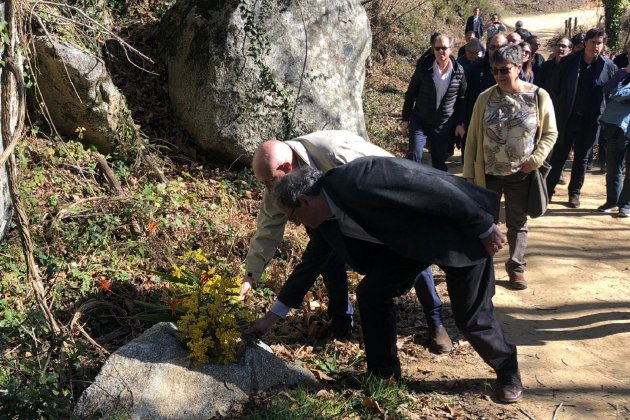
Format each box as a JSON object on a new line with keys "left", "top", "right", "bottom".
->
{"left": 526, "top": 35, "right": 545, "bottom": 77}
{"left": 400, "top": 34, "right": 466, "bottom": 170}
{"left": 547, "top": 28, "right": 617, "bottom": 208}
{"left": 240, "top": 131, "right": 453, "bottom": 352}
{"left": 535, "top": 38, "right": 572, "bottom": 94}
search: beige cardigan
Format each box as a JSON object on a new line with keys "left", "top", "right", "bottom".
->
{"left": 462, "top": 85, "right": 558, "bottom": 187}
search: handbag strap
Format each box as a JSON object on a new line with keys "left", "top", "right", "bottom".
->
{"left": 533, "top": 86, "right": 541, "bottom": 147}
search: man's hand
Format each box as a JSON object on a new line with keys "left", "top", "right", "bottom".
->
{"left": 239, "top": 275, "right": 254, "bottom": 301}
{"left": 455, "top": 124, "right": 466, "bottom": 139}
{"left": 246, "top": 311, "right": 281, "bottom": 335}
{"left": 480, "top": 224, "right": 507, "bottom": 256}
{"left": 400, "top": 121, "right": 410, "bottom": 137}
{"left": 520, "top": 160, "right": 533, "bottom": 174}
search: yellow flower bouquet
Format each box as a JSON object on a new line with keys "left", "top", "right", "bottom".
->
{"left": 152, "top": 250, "right": 253, "bottom": 365}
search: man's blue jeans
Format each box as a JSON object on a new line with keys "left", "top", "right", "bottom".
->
{"left": 413, "top": 267, "right": 444, "bottom": 328}
{"left": 407, "top": 115, "right": 429, "bottom": 162}
{"left": 603, "top": 124, "right": 630, "bottom": 210}
{"left": 407, "top": 115, "right": 454, "bottom": 171}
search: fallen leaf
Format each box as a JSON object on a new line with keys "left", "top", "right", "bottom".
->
{"left": 362, "top": 397, "right": 383, "bottom": 414}
{"left": 146, "top": 220, "right": 158, "bottom": 235}
{"left": 316, "top": 389, "right": 332, "bottom": 398}
{"left": 310, "top": 369, "right": 334, "bottom": 381}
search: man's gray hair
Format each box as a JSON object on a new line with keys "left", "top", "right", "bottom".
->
{"left": 273, "top": 165, "right": 324, "bottom": 208}
{"left": 491, "top": 44, "right": 523, "bottom": 66}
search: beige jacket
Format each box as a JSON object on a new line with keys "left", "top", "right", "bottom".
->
{"left": 245, "top": 130, "right": 393, "bottom": 280}
{"left": 462, "top": 85, "right": 558, "bottom": 187}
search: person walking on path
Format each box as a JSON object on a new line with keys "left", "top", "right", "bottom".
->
{"left": 485, "top": 14, "right": 507, "bottom": 40}
{"left": 546, "top": 28, "right": 616, "bottom": 208}
{"left": 526, "top": 35, "right": 545, "bottom": 77}
{"left": 400, "top": 34, "right": 466, "bottom": 170}
{"left": 458, "top": 31, "right": 485, "bottom": 58}
{"left": 463, "top": 45, "right": 558, "bottom": 290}
{"left": 465, "top": 7, "right": 484, "bottom": 39}
{"left": 535, "top": 37, "right": 573, "bottom": 92}
{"left": 597, "top": 63, "right": 630, "bottom": 218}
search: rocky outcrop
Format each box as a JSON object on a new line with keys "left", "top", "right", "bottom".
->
{"left": 32, "top": 37, "right": 133, "bottom": 152}
{"left": 159, "top": 0, "right": 371, "bottom": 163}
{"left": 73, "top": 322, "right": 316, "bottom": 419}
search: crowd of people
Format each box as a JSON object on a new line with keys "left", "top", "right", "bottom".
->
{"left": 236, "top": 8, "right": 630, "bottom": 408}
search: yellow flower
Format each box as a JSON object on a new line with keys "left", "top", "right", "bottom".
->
{"left": 172, "top": 257, "right": 252, "bottom": 366}
{"left": 171, "top": 264, "right": 187, "bottom": 279}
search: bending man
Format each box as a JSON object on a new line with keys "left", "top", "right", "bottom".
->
{"left": 241, "top": 131, "right": 451, "bottom": 350}
{"left": 249, "top": 157, "right": 523, "bottom": 404}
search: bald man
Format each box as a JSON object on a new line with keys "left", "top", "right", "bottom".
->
{"left": 241, "top": 131, "right": 453, "bottom": 351}
{"left": 506, "top": 32, "right": 522, "bottom": 45}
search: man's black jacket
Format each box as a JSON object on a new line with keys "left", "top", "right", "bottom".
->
{"left": 277, "top": 157, "right": 497, "bottom": 308}
{"left": 402, "top": 55, "right": 467, "bottom": 126}
{"left": 552, "top": 51, "right": 617, "bottom": 129}
{"left": 465, "top": 15, "right": 484, "bottom": 38}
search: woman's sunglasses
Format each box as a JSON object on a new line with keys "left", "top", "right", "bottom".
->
{"left": 491, "top": 66, "right": 514, "bottom": 75}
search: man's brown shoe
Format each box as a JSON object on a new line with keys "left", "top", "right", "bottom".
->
{"left": 428, "top": 325, "right": 453, "bottom": 353}
{"left": 508, "top": 274, "right": 528, "bottom": 290}
{"left": 496, "top": 371, "right": 524, "bottom": 403}
{"left": 568, "top": 194, "right": 581, "bottom": 208}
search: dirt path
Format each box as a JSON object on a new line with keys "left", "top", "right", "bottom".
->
{"left": 404, "top": 145, "right": 627, "bottom": 419}
{"left": 471, "top": 8, "right": 630, "bottom": 418}
{"left": 503, "top": 8, "right": 601, "bottom": 55}
{"left": 491, "top": 169, "right": 630, "bottom": 418}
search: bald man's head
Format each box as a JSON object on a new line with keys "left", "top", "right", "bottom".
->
{"left": 507, "top": 32, "right": 522, "bottom": 45}
{"left": 252, "top": 140, "right": 295, "bottom": 188}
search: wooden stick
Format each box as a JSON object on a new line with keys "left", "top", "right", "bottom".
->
{"left": 551, "top": 401, "right": 564, "bottom": 420}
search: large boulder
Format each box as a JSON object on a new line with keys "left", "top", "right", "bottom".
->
{"left": 159, "top": 0, "right": 371, "bottom": 162}
{"left": 32, "top": 37, "right": 133, "bottom": 152}
{"left": 73, "top": 322, "right": 316, "bottom": 419}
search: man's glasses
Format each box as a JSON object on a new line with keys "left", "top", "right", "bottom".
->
{"left": 558, "top": 44, "right": 569, "bottom": 48}
{"left": 488, "top": 44, "right": 500, "bottom": 50}
{"left": 434, "top": 46, "right": 450, "bottom": 51}
{"left": 491, "top": 66, "right": 514, "bottom": 75}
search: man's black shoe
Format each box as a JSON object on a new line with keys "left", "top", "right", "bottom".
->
{"left": 496, "top": 371, "right": 524, "bottom": 403}
{"left": 428, "top": 325, "right": 453, "bottom": 353}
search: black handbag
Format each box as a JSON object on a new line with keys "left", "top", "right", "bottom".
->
{"left": 527, "top": 88, "right": 551, "bottom": 218}
{"left": 527, "top": 160, "right": 551, "bottom": 218}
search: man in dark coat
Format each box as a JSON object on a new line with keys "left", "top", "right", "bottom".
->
{"left": 248, "top": 157, "right": 523, "bottom": 404}
{"left": 547, "top": 28, "right": 617, "bottom": 208}
{"left": 400, "top": 34, "right": 467, "bottom": 170}
{"left": 526, "top": 35, "right": 545, "bottom": 77}
{"left": 613, "top": 42, "right": 630, "bottom": 68}
{"left": 534, "top": 37, "right": 572, "bottom": 94}
{"left": 465, "top": 7, "right": 484, "bottom": 39}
